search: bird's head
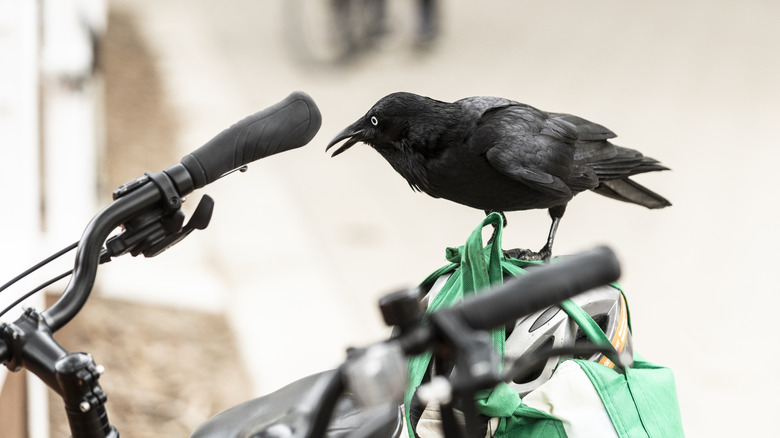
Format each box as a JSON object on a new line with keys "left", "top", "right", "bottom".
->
{"left": 327, "top": 92, "right": 450, "bottom": 157}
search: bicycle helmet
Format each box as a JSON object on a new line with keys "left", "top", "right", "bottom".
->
{"left": 505, "top": 284, "right": 632, "bottom": 397}
{"left": 411, "top": 273, "right": 632, "bottom": 437}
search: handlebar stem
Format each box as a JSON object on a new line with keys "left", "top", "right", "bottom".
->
{"left": 1, "top": 309, "right": 118, "bottom": 438}
{"left": 56, "top": 352, "right": 119, "bottom": 438}
{"left": 428, "top": 312, "right": 500, "bottom": 438}
{"left": 1, "top": 308, "right": 67, "bottom": 390}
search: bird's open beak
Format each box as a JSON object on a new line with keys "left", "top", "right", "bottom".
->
{"left": 326, "top": 121, "right": 367, "bottom": 157}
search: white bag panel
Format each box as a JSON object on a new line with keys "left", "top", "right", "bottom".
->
{"left": 522, "top": 360, "right": 619, "bottom": 438}
{"left": 415, "top": 402, "right": 471, "bottom": 438}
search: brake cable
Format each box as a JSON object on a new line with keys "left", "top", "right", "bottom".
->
{"left": 0, "top": 242, "right": 79, "bottom": 318}
{"left": 0, "top": 270, "right": 72, "bottom": 318}
{"left": 0, "top": 241, "right": 78, "bottom": 295}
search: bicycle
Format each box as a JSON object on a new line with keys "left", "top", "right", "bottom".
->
{"left": 0, "top": 91, "right": 322, "bottom": 438}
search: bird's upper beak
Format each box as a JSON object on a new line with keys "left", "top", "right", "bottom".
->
{"left": 326, "top": 120, "right": 368, "bottom": 157}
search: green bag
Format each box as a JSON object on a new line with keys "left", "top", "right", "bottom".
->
{"left": 561, "top": 300, "right": 685, "bottom": 438}
{"left": 404, "top": 213, "right": 684, "bottom": 438}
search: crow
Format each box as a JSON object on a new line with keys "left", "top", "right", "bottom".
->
{"left": 327, "top": 92, "right": 670, "bottom": 261}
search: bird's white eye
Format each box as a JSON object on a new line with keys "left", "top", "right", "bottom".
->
{"left": 370, "top": 116, "right": 378, "bottom": 126}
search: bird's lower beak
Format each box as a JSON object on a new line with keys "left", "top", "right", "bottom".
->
{"left": 326, "top": 122, "right": 366, "bottom": 157}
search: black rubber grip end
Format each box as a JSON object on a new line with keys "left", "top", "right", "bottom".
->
{"left": 181, "top": 91, "right": 322, "bottom": 189}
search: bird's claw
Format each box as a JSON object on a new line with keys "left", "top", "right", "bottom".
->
{"left": 503, "top": 247, "right": 552, "bottom": 262}
{"left": 504, "top": 248, "right": 540, "bottom": 261}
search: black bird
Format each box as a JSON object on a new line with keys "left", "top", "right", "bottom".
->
{"left": 327, "top": 92, "right": 671, "bottom": 260}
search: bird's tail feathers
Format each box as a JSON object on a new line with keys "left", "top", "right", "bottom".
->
{"left": 592, "top": 178, "right": 671, "bottom": 209}
{"left": 591, "top": 152, "right": 669, "bottom": 180}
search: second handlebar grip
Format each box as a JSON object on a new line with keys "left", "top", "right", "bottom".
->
{"left": 181, "top": 91, "right": 322, "bottom": 189}
{"left": 449, "top": 246, "right": 621, "bottom": 331}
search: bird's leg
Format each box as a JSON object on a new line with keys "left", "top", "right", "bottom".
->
{"left": 537, "top": 205, "right": 566, "bottom": 262}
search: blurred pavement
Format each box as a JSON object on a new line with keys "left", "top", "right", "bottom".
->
{"left": 99, "top": 1, "right": 780, "bottom": 436}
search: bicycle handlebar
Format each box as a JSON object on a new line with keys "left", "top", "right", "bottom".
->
{"left": 444, "top": 246, "right": 621, "bottom": 331}
{"left": 39, "top": 91, "right": 322, "bottom": 332}
{"left": 180, "top": 91, "right": 322, "bottom": 189}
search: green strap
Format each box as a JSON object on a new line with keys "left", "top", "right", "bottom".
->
{"left": 459, "top": 212, "right": 505, "bottom": 296}
{"left": 559, "top": 299, "right": 614, "bottom": 348}
{"left": 404, "top": 213, "right": 511, "bottom": 438}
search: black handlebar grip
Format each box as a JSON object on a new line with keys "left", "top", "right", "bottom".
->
{"left": 449, "top": 246, "right": 621, "bottom": 331}
{"left": 180, "top": 91, "right": 322, "bottom": 189}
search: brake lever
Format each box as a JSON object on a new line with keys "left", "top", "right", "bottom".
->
{"left": 104, "top": 194, "right": 214, "bottom": 259}
{"left": 141, "top": 194, "right": 214, "bottom": 257}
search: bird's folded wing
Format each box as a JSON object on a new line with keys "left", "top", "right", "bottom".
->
{"left": 485, "top": 145, "right": 572, "bottom": 198}
{"left": 475, "top": 105, "right": 573, "bottom": 198}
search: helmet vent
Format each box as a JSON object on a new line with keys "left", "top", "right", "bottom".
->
{"left": 529, "top": 307, "right": 561, "bottom": 332}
